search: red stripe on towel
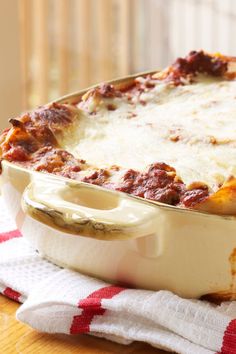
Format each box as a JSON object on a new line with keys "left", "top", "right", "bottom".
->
{"left": 3, "top": 287, "right": 21, "bottom": 302}
{"left": 70, "top": 285, "right": 125, "bottom": 334}
{"left": 0, "top": 229, "right": 22, "bottom": 243}
{"left": 220, "top": 319, "right": 236, "bottom": 354}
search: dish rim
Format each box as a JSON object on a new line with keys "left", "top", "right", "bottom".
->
{"left": 2, "top": 159, "right": 236, "bottom": 222}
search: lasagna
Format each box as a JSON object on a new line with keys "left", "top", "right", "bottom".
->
{"left": 1, "top": 50, "right": 236, "bottom": 214}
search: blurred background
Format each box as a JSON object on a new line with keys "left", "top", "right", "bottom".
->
{"left": 0, "top": 0, "right": 235, "bottom": 128}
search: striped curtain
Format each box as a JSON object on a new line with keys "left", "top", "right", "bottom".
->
{"left": 19, "top": 0, "right": 236, "bottom": 109}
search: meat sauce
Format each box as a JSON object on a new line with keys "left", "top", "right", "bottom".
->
{"left": 164, "top": 51, "right": 228, "bottom": 85}
{"left": 82, "top": 163, "right": 209, "bottom": 208}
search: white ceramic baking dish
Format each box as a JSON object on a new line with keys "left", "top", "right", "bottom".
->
{"left": 1, "top": 72, "right": 236, "bottom": 301}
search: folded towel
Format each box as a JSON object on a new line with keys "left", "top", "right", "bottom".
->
{"left": 0, "top": 197, "right": 235, "bottom": 354}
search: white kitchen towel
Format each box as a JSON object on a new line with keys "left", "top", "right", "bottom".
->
{"left": 0, "top": 197, "right": 235, "bottom": 354}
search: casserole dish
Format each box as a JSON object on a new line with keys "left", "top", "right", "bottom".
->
{"left": 1, "top": 51, "right": 236, "bottom": 300}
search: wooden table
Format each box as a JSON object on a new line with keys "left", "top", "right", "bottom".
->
{"left": 0, "top": 294, "right": 169, "bottom": 354}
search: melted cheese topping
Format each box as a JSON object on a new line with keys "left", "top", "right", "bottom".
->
{"left": 62, "top": 76, "right": 236, "bottom": 190}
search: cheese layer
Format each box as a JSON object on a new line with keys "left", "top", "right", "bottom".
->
{"left": 62, "top": 76, "right": 236, "bottom": 191}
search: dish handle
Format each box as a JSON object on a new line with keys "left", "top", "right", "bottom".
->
{"left": 21, "top": 177, "right": 158, "bottom": 240}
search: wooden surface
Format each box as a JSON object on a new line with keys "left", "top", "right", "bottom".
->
{"left": 0, "top": 294, "right": 169, "bottom": 354}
